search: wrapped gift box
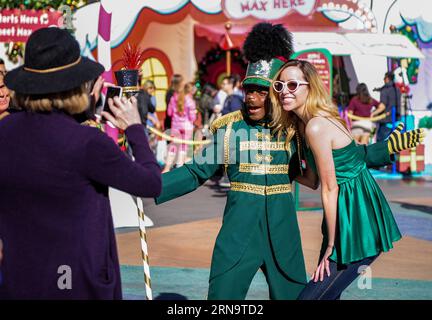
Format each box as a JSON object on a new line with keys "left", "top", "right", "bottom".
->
{"left": 396, "top": 144, "right": 425, "bottom": 173}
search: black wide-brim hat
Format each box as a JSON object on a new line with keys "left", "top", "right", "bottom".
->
{"left": 5, "top": 27, "right": 104, "bottom": 95}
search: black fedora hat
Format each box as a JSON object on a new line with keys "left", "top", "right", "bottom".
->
{"left": 5, "top": 27, "right": 104, "bottom": 95}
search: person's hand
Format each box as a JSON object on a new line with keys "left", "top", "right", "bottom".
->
{"left": 311, "top": 245, "right": 333, "bottom": 282}
{"left": 90, "top": 76, "right": 105, "bottom": 103}
{"left": 387, "top": 122, "right": 426, "bottom": 154}
{"left": 102, "top": 96, "right": 141, "bottom": 130}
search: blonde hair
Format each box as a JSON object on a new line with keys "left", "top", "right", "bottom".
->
{"left": 12, "top": 84, "right": 89, "bottom": 114}
{"left": 177, "top": 82, "right": 194, "bottom": 114}
{"left": 269, "top": 59, "right": 346, "bottom": 142}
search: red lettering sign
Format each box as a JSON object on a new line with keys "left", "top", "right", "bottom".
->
{"left": 0, "top": 9, "right": 62, "bottom": 42}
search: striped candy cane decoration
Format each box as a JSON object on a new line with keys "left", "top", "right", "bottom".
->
{"left": 133, "top": 196, "right": 153, "bottom": 300}
{"left": 97, "top": 0, "right": 115, "bottom": 85}
{"left": 98, "top": 1, "right": 119, "bottom": 141}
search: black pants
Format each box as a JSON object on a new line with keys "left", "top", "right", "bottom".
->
{"left": 376, "top": 124, "right": 392, "bottom": 142}
{"left": 297, "top": 254, "right": 379, "bottom": 300}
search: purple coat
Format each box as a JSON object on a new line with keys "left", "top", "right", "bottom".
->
{"left": 0, "top": 110, "right": 161, "bottom": 299}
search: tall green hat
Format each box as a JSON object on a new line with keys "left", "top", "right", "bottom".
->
{"left": 242, "top": 23, "right": 294, "bottom": 88}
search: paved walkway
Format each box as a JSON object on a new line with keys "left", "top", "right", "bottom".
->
{"left": 115, "top": 171, "right": 432, "bottom": 300}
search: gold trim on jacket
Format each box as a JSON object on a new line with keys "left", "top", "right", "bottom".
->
{"left": 240, "top": 141, "right": 287, "bottom": 151}
{"left": 239, "top": 164, "right": 289, "bottom": 175}
{"left": 230, "top": 182, "right": 292, "bottom": 196}
{"left": 210, "top": 110, "right": 243, "bottom": 133}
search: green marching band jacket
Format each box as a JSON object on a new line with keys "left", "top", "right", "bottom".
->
{"left": 155, "top": 110, "right": 394, "bottom": 283}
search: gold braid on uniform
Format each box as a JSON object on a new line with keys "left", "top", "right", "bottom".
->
{"left": 209, "top": 110, "right": 244, "bottom": 134}
{"left": 387, "top": 123, "right": 426, "bottom": 154}
{"left": 295, "top": 126, "right": 303, "bottom": 176}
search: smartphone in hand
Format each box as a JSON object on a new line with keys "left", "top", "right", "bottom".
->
{"left": 103, "top": 85, "right": 123, "bottom": 116}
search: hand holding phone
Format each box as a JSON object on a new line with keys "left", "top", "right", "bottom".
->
{"left": 102, "top": 95, "right": 142, "bottom": 130}
{"left": 103, "top": 85, "right": 123, "bottom": 116}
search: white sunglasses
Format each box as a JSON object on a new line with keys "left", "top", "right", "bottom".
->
{"left": 272, "top": 80, "right": 309, "bottom": 93}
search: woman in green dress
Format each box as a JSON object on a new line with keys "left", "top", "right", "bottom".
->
{"left": 269, "top": 59, "right": 425, "bottom": 300}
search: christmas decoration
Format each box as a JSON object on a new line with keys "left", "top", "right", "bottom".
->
{"left": 195, "top": 46, "right": 247, "bottom": 95}
{"left": 120, "top": 43, "right": 145, "bottom": 70}
{"left": 1, "top": 0, "right": 88, "bottom": 63}
{"left": 0, "top": 0, "right": 87, "bottom": 11}
{"left": 115, "top": 43, "right": 145, "bottom": 89}
{"left": 389, "top": 24, "right": 421, "bottom": 85}
{"left": 396, "top": 145, "right": 425, "bottom": 173}
{"left": 4, "top": 42, "right": 24, "bottom": 64}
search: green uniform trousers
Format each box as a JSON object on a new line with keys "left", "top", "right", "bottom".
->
{"left": 207, "top": 211, "right": 305, "bottom": 300}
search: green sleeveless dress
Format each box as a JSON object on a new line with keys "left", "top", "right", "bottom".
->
{"left": 321, "top": 140, "right": 402, "bottom": 265}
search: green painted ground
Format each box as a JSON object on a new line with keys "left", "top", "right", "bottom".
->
{"left": 121, "top": 265, "right": 432, "bottom": 300}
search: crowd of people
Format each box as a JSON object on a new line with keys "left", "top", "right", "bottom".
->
{"left": 151, "top": 73, "right": 245, "bottom": 178}
{"left": 0, "top": 24, "right": 425, "bottom": 300}
{"left": 345, "top": 71, "right": 402, "bottom": 145}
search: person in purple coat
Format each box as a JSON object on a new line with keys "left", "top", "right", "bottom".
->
{"left": 0, "top": 28, "right": 161, "bottom": 299}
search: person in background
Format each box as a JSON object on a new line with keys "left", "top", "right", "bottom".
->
{"left": 164, "top": 74, "right": 183, "bottom": 130}
{"left": 221, "top": 75, "right": 244, "bottom": 115}
{"left": 143, "top": 80, "right": 161, "bottom": 156}
{"left": 0, "top": 59, "right": 6, "bottom": 78}
{"left": 0, "top": 58, "right": 19, "bottom": 114}
{"left": 232, "top": 73, "right": 244, "bottom": 99}
{"left": 134, "top": 86, "right": 154, "bottom": 129}
{"left": 0, "top": 28, "right": 161, "bottom": 299}
{"left": 163, "top": 81, "right": 197, "bottom": 172}
{"left": 198, "top": 83, "right": 219, "bottom": 134}
{"left": 372, "top": 71, "right": 401, "bottom": 142}
{"left": 195, "top": 84, "right": 217, "bottom": 155}
{"left": 0, "top": 76, "right": 10, "bottom": 121}
{"left": 143, "top": 80, "right": 161, "bottom": 130}
{"left": 215, "top": 80, "right": 228, "bottom": 113}
{"left": 347, "top": 83, "right": 379, "bottom": 145}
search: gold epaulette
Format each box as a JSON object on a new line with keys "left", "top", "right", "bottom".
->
{"left": 210, "top": 110, "right": 243, "bottom": 134}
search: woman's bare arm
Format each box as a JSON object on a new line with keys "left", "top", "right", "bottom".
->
{"left": 306, "top": 118, "right": 339, "bottom": 281}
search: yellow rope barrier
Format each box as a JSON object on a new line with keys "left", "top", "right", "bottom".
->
{"left": 147, "top": 126, "right": 211, "bottom": 145}
{"left": 347, "top": 113, "right": 387, "bottom": 122}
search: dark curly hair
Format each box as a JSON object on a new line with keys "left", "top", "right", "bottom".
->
{"left": 243, "top": 22, "right": 293, "bottom": 63}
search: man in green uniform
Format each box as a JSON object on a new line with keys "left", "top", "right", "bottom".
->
{"left": 155, "top": 23, "right": 420, "bottom": 300}
{"left": 157, "top": 23, "right": 309, "bottom": 299}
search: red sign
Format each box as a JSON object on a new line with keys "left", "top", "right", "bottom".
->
{"left": 222, "top": 0, "right": 316, "bottom": 20}
{"left": 292, "top": 49, "right": 333, "bottom": 94}
{"left": 0, "top": 9, "right": 62, "bottom": 42}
